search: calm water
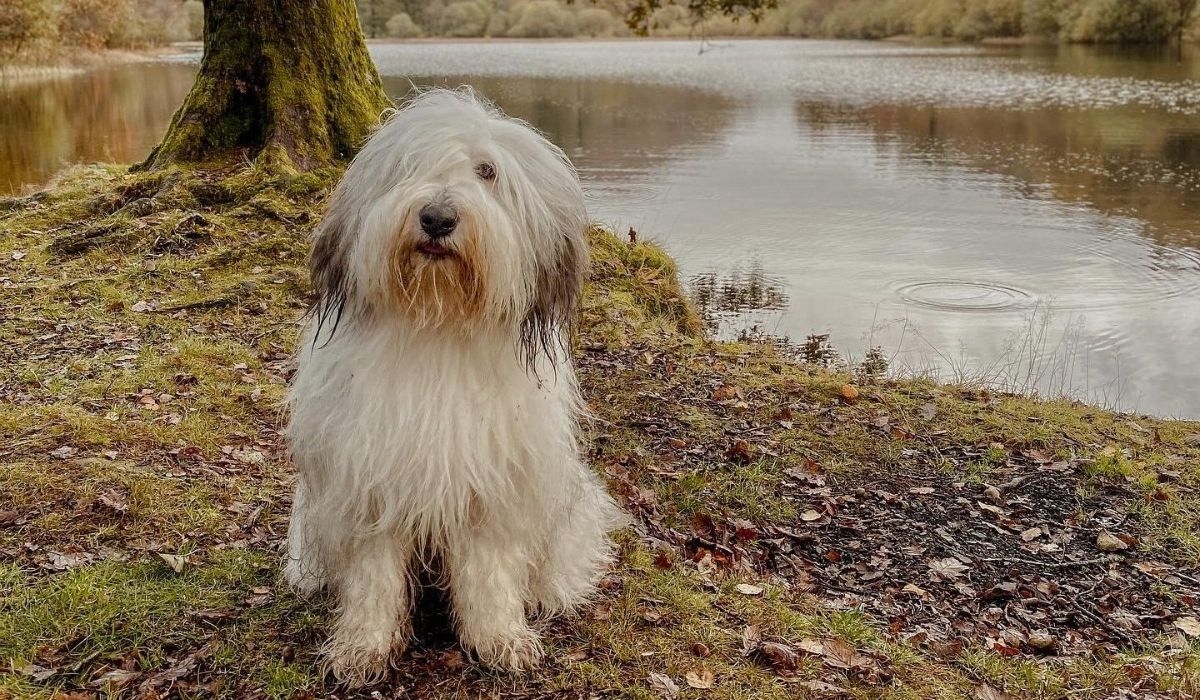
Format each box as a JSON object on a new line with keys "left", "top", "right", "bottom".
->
{"left": 4, "top": 41, "right": 1200, "bottom": 417}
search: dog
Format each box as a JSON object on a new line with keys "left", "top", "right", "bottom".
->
{"left": 283, "top": 89, "right": 627, "bottom": 686}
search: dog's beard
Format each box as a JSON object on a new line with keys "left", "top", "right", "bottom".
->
{"left": 388, "top": 229, "right": 488, "bottom": 328}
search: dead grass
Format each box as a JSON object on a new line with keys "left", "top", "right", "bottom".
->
{"left": 1, "top": 165, "right": 1198, "bottom": 699}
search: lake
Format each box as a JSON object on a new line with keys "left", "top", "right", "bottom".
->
{"left": 4, "top": 40, "right": 1200, "bottom": 417}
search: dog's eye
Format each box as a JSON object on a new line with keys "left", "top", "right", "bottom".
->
{"left": 474, "top": 162, "right": 496, "bottom": 182}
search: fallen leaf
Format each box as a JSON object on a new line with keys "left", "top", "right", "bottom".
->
{"left": 1096, "top": 530, "right": 1129, "bottom": 552}
{"left": 800, "top": 509, "right": 823, "bottom": 522}
{"left": 130, "top": 300, "right": 150, "bottom": 313}
{"left": 821, "top": 638, "right": 871, "bottom": 670}
{"left": 1175, "top": 616, "right": 1200, "bottom": 638}
{"left": 798, "top": 680, "right": 848, "bottom": 694}
{"left": 918, "top": 402, "right": 937, "bottom": 420}
{"left": 736, "top": 583, "right": 764, "bottom": 596}
{"left": 158, "top": 552, "right": 187, "bottom": 573}
{"left": 839, "top": 384, "right": 859, "bottom": 403}
{"left": 93, "top": 668, "right": 141, "bottom": 687}
{"left": 929, "top": 557, "right": 969, "bottom": 580}
{"left": 11, "top": 250, "right": 27, "bottom": 260}
{"left": 49, "top": 446, "right": 77, "bottom": 460}
{"left": 647, "top": 672, "right": 679, "bottom": 699}
{"left": 756, "top": 642, "right": 798, "bottom": 674}
{"left": 796, "top": 638, "right": 825, "bottom": 655}
{"left": 712, "top": 385, "right": 738, "bottom": 401}
{"left": 1020, "top": 527, "right": 1043, "bottom": 542}
{"left": 96, "top": 490, "right": 129, "bottom": 514}
{"left": 909, "top": 486, "right": 935, "bottom": 495}
{"left": 928, "top": 640, "right": 963, "bottom": 659}
{"left": 741, "top": 625, "right": 762, "bottom": 655}
{"left": 726, "top": 439, "right": 754, "bottom": 463}
{"left": 1028, "top": 632, "right": 1057, "bottom": 652}
{"left": 14, "top": 662, "right": 56, "bottom": 681}
{"left": 982, "top": 485, "right": 1002, "bottom": 503}
{"left": 684, "top": 667, "right": 714, "bottom": 689}
{"left": 973, "top": 683, "right": 1015, "bottom": 700}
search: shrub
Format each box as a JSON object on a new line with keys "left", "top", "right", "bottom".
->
{"left": 507, "top": 0, "right": 577, "bottom": 37}
{"left": 1065, "top": 0, "right": 1175, "bottom": 42}
{"left": 484, "top": 8, "right": 509, "bottom": 36}
{"left": 576, "top": 7, "right": 616, "bottom": 36}
{"left": 385, "top": 11, "right": 423, "bottom": 38}
{"left": 441, "top": 1, "right": 488, "bottom": 37}
{"left": 181, "top": 0, "right": 203, "bottom": 40}
{"left": 57, "top": 0, "right": 123, "bottom": 49}
{"left": 0, "top": 0, "right": 57, "bottom": 55}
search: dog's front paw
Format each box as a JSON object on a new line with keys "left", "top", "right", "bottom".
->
{"left": 469, "top": 627, "right": 544, "bottom": 671}
{"left": 322, "top": 627, "right": 408, "bottom": 688}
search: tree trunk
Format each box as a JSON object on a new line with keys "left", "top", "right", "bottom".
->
{"left": 141, "top": 0, "right": 390, "bottom": 172}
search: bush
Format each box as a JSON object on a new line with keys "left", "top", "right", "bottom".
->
{"left": 181, "top": 0, "right": 203, "bottom": 40}
{"left": 441, "top": 1, "right": 488, "bottom": 37}
{"left": 507, "top": 0, "right": 577, "bottom": 37}
{"left": 385, "top": 11, "right": 423, "bottom": 38}
{"left": 57, "top": 0, "right": 123, "bottom": 49}
{"left": 576, "top": 7, "right": 616, "bottom": 36}
{"left": 0, "top": 0, "right": 56, "bottom": 55}
{"left": 1065, "top": 0, "right": 1175, "bottom": 42}
{"left": 484, "top": 8, "right": 509, "bottom": 36}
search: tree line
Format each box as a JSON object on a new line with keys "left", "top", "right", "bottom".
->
{"left": 0, "top": 0, "right": 202, "bottom": 61}
{"left": 2, "top": 0, "right": 1196, "bottom": 65}
{"left": 357, "top": 0, "right": 1197, "bottom": 43}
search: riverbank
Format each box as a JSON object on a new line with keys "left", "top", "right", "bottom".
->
{"left": 0, "top": 45, "right": 191, "bottom": 84}
{"left": 0, "top": 165, "right": 1198, "bottom": 698}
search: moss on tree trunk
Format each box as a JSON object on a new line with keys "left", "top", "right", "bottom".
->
{"left": 141, "top": 0, "right": 390, "bottom": 172}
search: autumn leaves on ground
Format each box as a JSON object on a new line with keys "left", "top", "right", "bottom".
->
{"left": 0, "top": 165, "right": 1198, "bottom": 700}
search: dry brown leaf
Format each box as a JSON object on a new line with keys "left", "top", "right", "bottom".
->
{"left": 741, "top": 624, "right": 762, "bottom": 655}
{"left": 1175, "top": 616, "right": 1200, "bottom": 638}
{"left": 648, "top": 672, "right": 679, "bottom": 699}
{"left": 796, "top": 638, "right": 825, "bottom": 655}
{"left": 712, "top": 385, "right": 738, "bottom": 401}
{"left": 757, "top": 642, "right": 798, "bottom": 674}
{"left": 1096, "top": 530, "right": 1128, "bottom": 552}
{"left": 684, "top": 667, "right": 714, "bottom": 689}
{"left": 973, "top": 683, "right": 1015, "bottom": 700}
{"left": 736, "top": 583, "right": 764, "bottom": 596}
{"left": 928, "top": 557, "right": 969, "bottom": 579}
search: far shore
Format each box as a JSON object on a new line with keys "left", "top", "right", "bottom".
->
{"left": 0, "top": 45, "right": 195, "bottom": 84}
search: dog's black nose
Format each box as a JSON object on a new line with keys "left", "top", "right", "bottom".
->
{"left": 419, "top": 203, "right": 458, "bottom": 238}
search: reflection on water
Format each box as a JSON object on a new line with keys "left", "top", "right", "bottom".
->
{"left": 690, "top": 264, "right": 789, "bottom": 336}
{"left": 0, "top": 63, "right": 196, "bottom": 193}
{"left": 3, "top": 40, "right": 1200, "bottom": 416}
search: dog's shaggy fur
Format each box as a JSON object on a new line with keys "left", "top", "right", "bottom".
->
{"left": 283, "top": 89, "right": 626, "bottom": 686}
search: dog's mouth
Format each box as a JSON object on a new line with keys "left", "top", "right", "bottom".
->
{"left": 416, "top": 241, "right": 454, "bottom": 259}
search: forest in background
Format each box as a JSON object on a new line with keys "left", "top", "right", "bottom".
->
{"left": 0, "top": 0, "right": 201, "bottom": 62}
{"left": 1, "top": 0, "right": 1197, "bottom": 67}
{"left": 359, "top": 0, "right": 1199, "bottom": 43}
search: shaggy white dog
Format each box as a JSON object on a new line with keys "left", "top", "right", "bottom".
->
{"left": 283, "top": 89, "right": 626, "bottom": 686}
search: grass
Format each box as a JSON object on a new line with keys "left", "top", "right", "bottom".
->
{"left": 1, "top": 164, "right": 1198, "bottom": 698}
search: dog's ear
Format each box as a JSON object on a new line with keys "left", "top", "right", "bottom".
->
{"left": 521, "top": 222, "right": 588, "bottom": 368}
{"left": 309, "top": 196, "right": 355, "bottom": 344}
